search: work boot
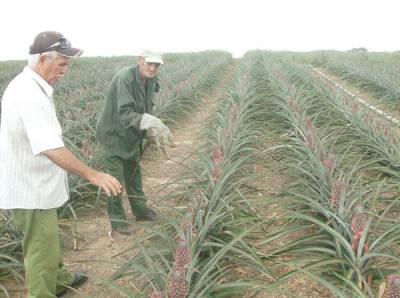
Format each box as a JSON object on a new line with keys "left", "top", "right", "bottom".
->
{"left": 135, "top": 208, "right": 159, "bottom": 222}
{"left": 112, "top": 224, "right": 135, "bottom": 235}
{"left": 56, "top": 272, "right": 88, "bottom": 297}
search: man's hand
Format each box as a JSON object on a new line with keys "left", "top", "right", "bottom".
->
{"left": 149, "top": 126, "right": 174, "bottom": 146}
{"left": 88, "top": 171, "right": 122, "bottom": 197}
{"left": 140, "top": 113, "right": 175, "bottom": 146}
{"left": 42, "top": 147, "right": 122, "bottom": 197}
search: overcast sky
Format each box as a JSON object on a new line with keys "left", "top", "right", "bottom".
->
{"left": 0, "top": 0, "right": 399, "bottom": 61}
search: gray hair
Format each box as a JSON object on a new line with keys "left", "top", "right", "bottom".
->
{"left": 28, "top": 51, "right": 59, "bottom": 67}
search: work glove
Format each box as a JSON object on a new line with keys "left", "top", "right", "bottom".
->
{"left": 140, "top": 113, "right": 174, "bottom": 147}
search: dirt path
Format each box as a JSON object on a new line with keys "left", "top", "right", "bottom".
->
{"left": 311, "top": 66, "right": 400, "bottom": 124}
{"left": 60, "top": 62, "right": 238, "bottom": 297}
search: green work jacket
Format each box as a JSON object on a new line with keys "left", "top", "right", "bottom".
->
{"left": 96, "top": 65, "right": 159, "bottom": 160}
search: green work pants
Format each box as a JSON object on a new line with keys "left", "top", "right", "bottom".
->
{"left": 12, "top": 209, "right": 74, "bottom": 298}
{"left": 104, "top": 155, "right": 148, "bottom": 229}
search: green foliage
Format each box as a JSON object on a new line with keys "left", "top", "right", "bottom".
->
{"left": 0, "top": 211, "right": 24, "bottom": 296}
{"left": 249, "top": 52, "right": 400, "bottom": 297}
{"left": 2, "top": 50, "right": 400, "bottom": 297}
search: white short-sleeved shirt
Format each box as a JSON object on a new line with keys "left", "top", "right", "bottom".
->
{"left": 0, "top": 67, "right": 69, "bottom": 209}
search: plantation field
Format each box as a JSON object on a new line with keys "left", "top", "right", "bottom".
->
{"left": 1, "top": 50, "right": 400, "bottom": 297}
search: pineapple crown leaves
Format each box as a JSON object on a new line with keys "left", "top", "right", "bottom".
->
{"left": 149, "top": 291, "right": 163, "bottom": 298}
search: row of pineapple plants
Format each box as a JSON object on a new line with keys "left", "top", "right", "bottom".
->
{"left": 291, "top": 59, "right": 400, "bottom": 181}
{"left": 250, "top": 52, "right": 400, "bottom": 181}
{"left": 294, "top": 56, "right": 400, "bottom": 296}
{"left": 306, "top": 51, "right": 400, "bottom": 106}
{"left": 99, "top": 61, "right": 286, "bottom": 297}
{"left": 154, "top": 51, "right": 232, "bottom": 125}
{"left": 247, "top": 51, "right": 400, "bottom": 297}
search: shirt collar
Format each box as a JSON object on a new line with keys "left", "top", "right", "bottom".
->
{"left": 24, "top": 66, "right": 54, "bottom": 99}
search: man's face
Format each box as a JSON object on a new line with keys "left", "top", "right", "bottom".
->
{"left": 40, "top": 54, "right": 70, "bottom": 85}
{"left": 138, "top": 57, "right": 161, "bottom": 79}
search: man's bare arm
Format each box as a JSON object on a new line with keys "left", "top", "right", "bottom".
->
{"left": 42, "top": 147, "right": 122, "bottom": 197}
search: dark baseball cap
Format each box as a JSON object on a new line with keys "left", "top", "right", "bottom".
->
{"left": 29, "top": 31, "right": 83, "bottom": 57}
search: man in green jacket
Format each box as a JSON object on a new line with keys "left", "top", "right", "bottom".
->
{"left": 96, "top": 50, "right": 172, "bottom": 235}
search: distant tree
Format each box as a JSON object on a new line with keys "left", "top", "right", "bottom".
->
{"left": 348, "top": 47, "right": 368, "bottom": 52}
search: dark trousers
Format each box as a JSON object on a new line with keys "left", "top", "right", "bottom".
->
{"left": 104, "top": 155, "right": 148, "bottom": 229}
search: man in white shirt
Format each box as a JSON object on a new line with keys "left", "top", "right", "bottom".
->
{"left": 0, "top": 31, "right": 122, "bottom": 298}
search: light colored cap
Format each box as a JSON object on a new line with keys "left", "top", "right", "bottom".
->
{"left": 140, "top": 49, "right": 163, "bottom": 65}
